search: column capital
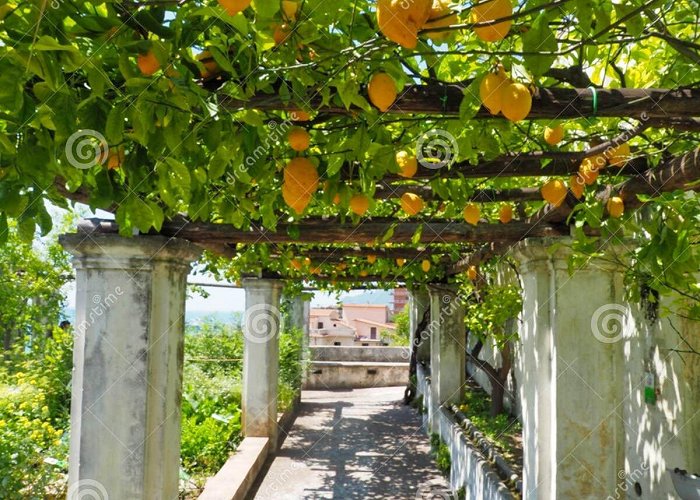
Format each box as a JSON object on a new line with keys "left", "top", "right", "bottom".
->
{"left": 426, "top": 282, "right": 460, "bottom": 299}
{"left": 242, "top": 277, "right": 285, "bottom": 291}
{"left": 60, "top": 233, "right": 201, "bottom": 270}
{"left": 512, "top": 237, "right": 629, "bottom": 274}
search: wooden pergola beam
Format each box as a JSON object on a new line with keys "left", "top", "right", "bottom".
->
{"left": 449, "top": 145, "right": 700, "bottom": 275}
{"left": 528, "top": 145, "right": 700, "bottom": 225}
{"left": 77, "top": 217, "right": 568, "bottom": 245}
{"left": 374, "top": 184, "right": 544, "bottom": 202}
{"left": 271, "top": 247, "right": 458, "bottom": 262}
{"left": 222, "top": 85, "right": 700, "bottom": 119}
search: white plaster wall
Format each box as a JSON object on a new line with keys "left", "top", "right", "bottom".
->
{"left": 416, "top": 366, "right": 514, "bottom": 500}
{"left": 622, "top": 297, "right": 700, "bottom": 499}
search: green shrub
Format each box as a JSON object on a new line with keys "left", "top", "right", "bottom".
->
{"left": 429, "top": 433, "right": 451, "bottom": 476}
{"left": 0, "top": 375, "right": 68, "bottom": 497}
{"left": 180, "top": 319, "right": 304, "bottom": 480}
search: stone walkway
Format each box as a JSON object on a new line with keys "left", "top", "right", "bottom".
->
{"left": 250, "top": 387, "right": 451, "bottom": 500}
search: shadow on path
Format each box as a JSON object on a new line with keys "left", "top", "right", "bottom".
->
{"left": 248, "top": 387, "right": 450, "bottom": 499}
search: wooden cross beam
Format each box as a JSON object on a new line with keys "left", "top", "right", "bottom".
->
{"left": 222, "top": 86, "right": 700, "bottom": 119}
{"left": 77, "top": 217, "right": 569, "bottom": 245}
{"left": 270, "top": 246, "right": 458, "bottom": 262}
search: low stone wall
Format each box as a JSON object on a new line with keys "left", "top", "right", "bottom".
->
{"left": 309, "top": 345, "right": 410, "bottom": 362}
{"left": 304, "top": 361, "right": 408, "bottom": 389}
{"left": 415, "top": 364, "right": 515, "bottom": 500}
{"left": 198, "top": 395, "right": 301, "bottom": 500}
{"left": 303, "top": 346, "right": 410, "bottom": 390}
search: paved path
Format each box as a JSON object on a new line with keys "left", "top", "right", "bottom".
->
{"left": 250, "top": 387, "right": 451, "bottom": 500}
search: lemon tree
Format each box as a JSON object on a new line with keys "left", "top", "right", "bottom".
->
{"left": 0, "top": 0, "right": 698, "bottom": 303}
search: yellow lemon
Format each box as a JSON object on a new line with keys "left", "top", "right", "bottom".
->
{"left": 400, "top": 192, "right": 425, "bottom": 216}
{"left": 284, "top": 157, "right": 319, "bottom": 195}
{"left": 282, "top": 183, "right": 311, "bottom": 214}
{"left": 291, "top": 258, "right": 302, "bottom": 270}
{"left": 467, "top": 265, "right": 477, "bottom": 281}
{"left": 608, "top": 142, "right": 631, "bottom": 167}
{"left": 463, "top": 203, "right": 480, "bottom": 225}
{"left": 396, "top": 258, "right": 406, "bottom": 267}
{"left": 290, "top": 110, "right": 311, "bottom": 121}
{"left": 541, "top": 179, "right": 567, "bottom": 206}
{"left": 479, "top": 69, "right": 508, "bottom": 115}
{"left": 544, "top": 124, "right": 564, "bottom": 146}
{"left": 359, "top": 269, "right": 369, "bottom": 277}
{"left": 350, "top": 194, "right": 370, "bottom": 216}
{"left": 273, "top": 23, "right": 292, "bottom": 45}
{"left": 218, "top": 0, "right": 251, "bottom": 16}
{"left": 377, "top": 0, "right": 432, "bottom": 49}
{"left": 424, "top": 0, "right": 458, "bottom": 41}
{"left": 288, "top": 127, "right": 310, "bottom": 151}
{"left": 137, "top": 51, "right": 160, "bottom": 76}
{"left": 421, "top": 259, "right": 431, "bottom": 272}
{"left": 498, "top": 204, "right": 513, "bottom": 224}
{"left": 607, "top": 196, "right": 624, "bottom": 218}
{"left": 578, "top": 158, "right": 600, "bottom": 185}
{"left": 367, "top": 254, "right": 377, "bottom": 264}
{"left": 471, "top": 0, "right": 512, "bottom": 42}
{"left": 368, "top": 72, "right": 397, "bottom": 112}
{"left": 396, "top": 151, "right": 418, "bottom": 178}
{"left": 501, "top": 82, "right": 531, "bottom": 122}
{"left": 569, "top": 175, "right": 585, "bottom": 199}
{"left": 282, "top": 0, "right": 298, "bottom": 20}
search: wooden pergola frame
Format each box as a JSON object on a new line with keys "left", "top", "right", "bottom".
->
{"left": 60, "top": 84, "right": 700, "bottom": 283}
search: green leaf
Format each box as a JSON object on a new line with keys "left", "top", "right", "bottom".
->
{"left": 522, "top": 12, "right": 558, "bottom": 77}
{"left": 460, "top": 78, "right": 482, "bottom": 120}
{"left": 105, "top": 104, "right": 124, "bottom": 144}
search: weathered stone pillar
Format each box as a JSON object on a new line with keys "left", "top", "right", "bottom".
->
{"left": 409, "top": 287, "right": 431, "bottom": 363}
{"left": 512, "top": 238, "right": 625, "bottom": 500}
{"left": 242, "top": 278, "right": 283, "bottom": 451}
{"left": 60, "top": 233, "right": 200, "bottom": 500}
{"left": 287, "top": 294, "right": 311, "bottom": 384}
{"left": 427, "top": 284, "right": 466, "bottom": 431}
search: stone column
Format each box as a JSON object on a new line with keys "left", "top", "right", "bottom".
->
{"left": 287, "top": 294, "right": 311, "bottom": 384}
{"left": 60, "top": 233, "right": 200, "bottom": 500}
{"left": 242, "top": 278, "right": 283, "bottom": 452}
{"left": 512, "top": 238, "right": 625, "bottom": 500}
{"left": 409, "top": 287, "right": 431, "bottom": 363}
{"left": 427, "top": 284, "right": 466, "bottom": 431}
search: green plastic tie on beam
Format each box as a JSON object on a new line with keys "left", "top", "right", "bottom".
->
{"left": 588, "top": 86, "right": 598, "bottom": 116}
{"left": 440, "top": 87, "right": 448, "bottom": 112}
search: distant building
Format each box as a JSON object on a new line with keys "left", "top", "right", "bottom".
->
{"left": 309, "top": 303, "right": 396, "bottom": 346}
{"left": 392, "top": 288, "right": 409, "bottom": 314}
